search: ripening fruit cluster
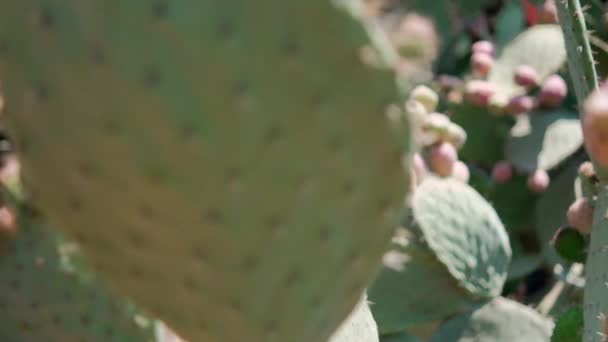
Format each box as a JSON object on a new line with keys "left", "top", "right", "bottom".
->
{"left": 406, "top": 85, "right": 469, "bottom": 186}
{"left": 464, "top": 40, "right": 568, "bottom": 115}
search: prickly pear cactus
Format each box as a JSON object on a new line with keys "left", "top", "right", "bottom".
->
{"left": 329, "top": 295, "right": 379, "bottom": 342}
{"left": 0, "top": 1, "right": 408, "bottom": 341}
{"left": 0, "top": 205, "right": 174, "bottom": 342}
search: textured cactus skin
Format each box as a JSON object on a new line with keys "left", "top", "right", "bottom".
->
{"left": 0, "top": 1, "right": 407, "bottom": 341}
{"left": 555, "top": 1, "right": 607, "bottom": 341}
{"left": 0, "top": 206, "right": 169, "bottom": 342}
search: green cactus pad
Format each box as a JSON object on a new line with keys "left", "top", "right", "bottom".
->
{"left": 0, "top": 206, "right": 174, "bottom": 342}
{"left": 412, "top": 177, "right": 511, "bottom": 297}
{"left": 430, "top": 297, "right": 554, "bottom": 342}
{"left": 505, "top": 112, "right": 582, "bottom": 172}
{"left": 368, "top": 227, "right": 481, "bottom": 333}
{"left": 448, "top": 102, "right": 512, "bottom": 164}
{"left": 488, "top": 24, "right": 566, "bottom": 100}
{"left": 0, "top": 1, "right": 407, "bottom": 341}
{"left": 551, "top": 307, "right": 584, "bottom": 342}
{"left": 329, "top": 295, "right": 379, "bottom": 342}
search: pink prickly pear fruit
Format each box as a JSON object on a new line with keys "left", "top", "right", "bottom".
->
{"left": 472, "top": 40, "right": 495, "bottom": 57}
{"left": 506, "top": 95, "right": 536, "bottom": 115}
{"left": 527, "top": 169, "right": 550, "bottom": 193}
{"left": 465, "top": 80, "right": 496, "bottom": 106}
{"left": 578, "top": 161, "right": 597, "bottom": 182}
{"left": 411, "top": 153, "right": 428, "bottom": 185}
{"left": 471, "top": 52, "right": 493, "bottom": 77}
{"left": 492, "top": 161, "right": 514, "bottom": 183}
{"left": 539, "top": 0, "right": 558, "bottom": 24}
{"left": 430, "top": 142, "right": 458, "bottom": 177}
{"left": 0, "top": 206, "right": 16, "bottom": 237}
{"left": 452, "top": 160, "right": 470, "bottom": 183}
{"left": 539, "top": 75, "right": 567, "bottom": 107}
{"left": 514, "top": 65, "right": 539, "bottom": 88}
{"left": 582, "top": 86, "right": 608, "bottom": 169}
{"left": 567, "top": 197, "right": 594, "bottom": 234}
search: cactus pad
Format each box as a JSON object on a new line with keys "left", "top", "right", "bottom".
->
{"left": 488, "top": 25, "right": 566, "bottom": 101}
{"left": 430, "top": 297, "right": 554, "bottom": 342}
{"left": 412, "top": 177, "right": 511, "bottom": 297}
{"left": 0, "top": 1, "right": 407, "bottom": 341}
{"left": 329, "top": 295, "right": 379, "bottom": 342}
{"left": 0, "top": 206, "right": 171, "bottom": 342}
{"left": 505, "top": 112, "right": 582, "bottom": 172}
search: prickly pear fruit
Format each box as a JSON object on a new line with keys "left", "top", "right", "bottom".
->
{"left": 492, "top": 161, "right": 514, "bottom": 184}
{"left": 465, "top": 80, "right": 496, "bottom": 106}
{"left": 472, "top": 40, "right": 495, "bottom": 57}
{"left": 582, "top": 85, "right": 608, "bottom": 168}
{"left": 410, "top": 85, "right": 438, "bottom": 113}
{"left": 471, "top": 53, "right": 493, "bottom": 77}
{"left": 0, "top": 2, "right": 408, "bottom": 341}
{"left": 539, "top": 0, "right": 558, "bottom": 24}
{"left": 430, "top": 142, "right": 458, "bottom": 177}
{"left": 451, "top": 161, "right": 470, "bottom": 183}
{"left": 567, "top": 197, "right": 594, "bottom": 234}
{"left": 528, "top": 170, "right": 550, "bottom": 193}
{"left": 506, "top": 95, "right": 535, "bottom": 115}
{"left": 539, "top": 75, "right": 567, "bottom": 107}
{"left": 514, "top": 65, "right": 539, "bottom": 88}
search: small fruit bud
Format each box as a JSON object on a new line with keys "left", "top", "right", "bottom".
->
{"left": 452, "top": 160, "right": 470, "bottom": 183}
{"left": 578, "top": 161, "right": 597, "bottom": 182}
{"left": 465, "top": 80, "right": 496, "bottom": 106}
{"left": 539, "top": 75, "right": 567, "bottom": 107}
{"left": 472, "top": 40, "right": 495, "bottom": 57}
{"left": 430, "top": 142, "right": 458, "bottom": 177}
{"left": 437, "top": 74, "right": 463, "bottom": 91}
{"left": 411, "top": 153, "right": 428, "bottom": 185}
{"left": 492, "top": 161, "right": 514, "bottom": 183}
{"left": 527, "top": 169, "right": 550, "bottom": 193}
{"left": 445, "top": 123, "right": 467, "bottom": 149}
{"left": 506, "top": 95, "right": 536, "bottom": 115}
{"left": 539, "top": 0, "right": 558, "bottom": 24}
{"left": 514, "top": 65, "right": 539, "bottom": 88}
{"left": 410, "top": 85, "right": 439, "bottom": 113}
{"left": 582, "top": 86, "right": 608, "bottom": 168}
{"left": 567, "top": 197, "right": 594, "bottom": 234}
{"left": 471, "top": 52, "right": 493, "bottom": 77}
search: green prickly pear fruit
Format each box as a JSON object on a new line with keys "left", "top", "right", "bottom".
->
{"left": 514, "top": 65, "right": 539, "bottom": 88}
{"left": 410, "top": 85, "right": 438, "bottom": 113}
{"left": 539, "top": 75, "right": 568, "bottom": 108}
{"left": 0, "top": 2, "right": 408, "bottom": 341}
{"left": 567, "top": 198, "right": 594, "bottom": 234}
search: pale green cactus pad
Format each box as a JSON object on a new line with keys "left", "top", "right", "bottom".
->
{"left": 0, "top": 1, "right": 407, "bottom": 341}
{"left": 0, "top": 206, "right": 174, "bottom": 342}
{"left": 430, "top": 297, "right": 554, "bottom": 342}
{"left": 329, "top": 295, "right": 379, "bottom": 342}
{"left": 368, "top": 227, "right": 480, "bottom": 333}
{"left": 505, "top": 112, "right": 582, "bottom": 173}
{"left": 412, "top": 177, "right": 511, "bottom": 297}
{"left": 369, "top": 177, "right": 511, "bottom": 332}
{"left": 488, "top": 24, "right": 566, "bottom": 101}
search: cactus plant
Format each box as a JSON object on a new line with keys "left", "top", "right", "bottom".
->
{"left": 0, "top": 1, "right": 409, "bottom": 341}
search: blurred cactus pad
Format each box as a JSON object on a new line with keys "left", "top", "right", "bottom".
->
{"left": 1, "top": 0, "right": 608, "bottom": 341}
